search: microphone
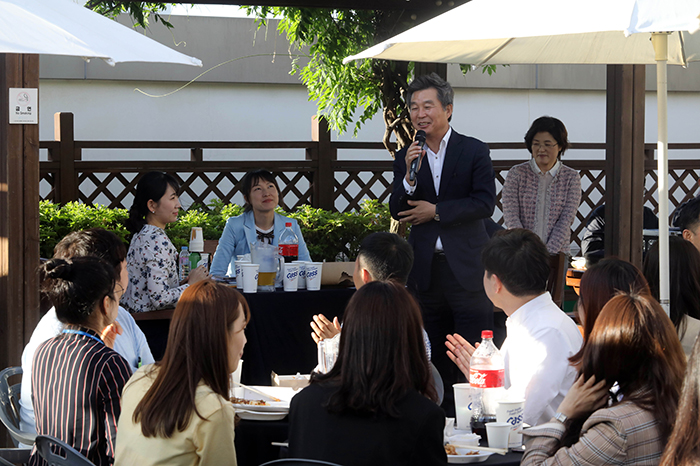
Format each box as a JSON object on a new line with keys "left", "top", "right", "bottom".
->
{"left": 409, "top": 130, "right": 427, "bottom": 182}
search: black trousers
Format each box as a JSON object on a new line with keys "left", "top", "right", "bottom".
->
{"left": 415, "top": 252, "right": 494, "bottom": 418}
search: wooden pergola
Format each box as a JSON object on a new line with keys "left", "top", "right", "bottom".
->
{"left": 0, "top": 0, "right": 644, "bottom": 375}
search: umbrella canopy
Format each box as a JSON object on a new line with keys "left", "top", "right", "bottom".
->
{"left": 344, "top": 0, "right": 700, "bottom": 66}
{"left": 345, "top": 0, "right": 700, "bottom": 314}
{"left": 0, "top": 0, "right": 202, "bottom": 67}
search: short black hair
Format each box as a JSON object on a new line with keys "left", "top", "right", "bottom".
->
{"left": 672, "top": 196, "right": 700, "bottom": 233}
{"left": 524, "top": 116, "right": 570, "bottom": 157}
{"left": 53, "top": 228, "right": 126, "bottom": 276}
{"left": 481, "top": 229, "right": 550, "bottom": 296}
{"left": 406, "top": 73, "right": 454, "bottom": 121}
{"left": 357, "top": 232, "right": 413, "bottom": 285}
{"left": 241, "top": 169, "right": 281, "bottom": 213}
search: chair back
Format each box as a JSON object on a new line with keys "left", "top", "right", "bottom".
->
{"left": 547, "top": 253, "right": 567, "bottom": 308}
{"left": 0, "top": 366, "right": 36, "bottom": 446}
{"left": 259, "top": 459, "right": 344, "bottom": 466}
{"left": 34, "top": 435, "right": 94, "bottom": 466}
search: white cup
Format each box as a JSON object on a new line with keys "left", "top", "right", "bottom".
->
{"left": 229, "top": 359, "right": 244, "bottom": 397}
{"left": 240, "top": 263, "right": 259, "bottom": 293}
{"left": 453, "top": 383, "right": 480, "bottom": 430}
{"left": 305, "top": 262, "right": 323, "bottom": 291}
{"left": 234, "top": 259, "right": 250, "bottom": 280}
{"left": 496, "top": 399, "right": 525, "bottom": 448}
{"left": 283, "top": 263, "right": 299, "bottom": 292}
{"left": 485, "top": 422, "right": 511, "bottom": 449}
{"left": 292, "top": 261, "right": 307, "bottom": 289}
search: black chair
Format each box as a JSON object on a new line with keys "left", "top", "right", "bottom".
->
{"left": 0, "top": 366, "right": 36, "bottom": 446}
{"left": 260, "top": 459, "right": 343, "bottom": 466}
{"left": 35, "top": 435, "right": 94, "bottom": 466}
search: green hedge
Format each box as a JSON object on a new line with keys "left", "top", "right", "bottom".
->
{"left": 39, "top": 199, "right": 393, "bottom": 262}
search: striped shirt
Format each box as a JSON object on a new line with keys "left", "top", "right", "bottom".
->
{"left": 29, "top": 328, "right": 132, "bottom": 466}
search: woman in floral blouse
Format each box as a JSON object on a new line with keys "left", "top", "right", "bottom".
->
{"left": 121, "top": 172, "right": 208, "bottom": 313}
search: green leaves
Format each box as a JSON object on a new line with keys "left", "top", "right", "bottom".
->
{"left": 84, "top": 1, "right": 174, "bottom": 29}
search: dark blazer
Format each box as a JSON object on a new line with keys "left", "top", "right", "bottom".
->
{"left": 389, "top": 129, "right": 496, "bottom": 292}
{"left": 288, "top": 383, "right": 447, "bottom": 466}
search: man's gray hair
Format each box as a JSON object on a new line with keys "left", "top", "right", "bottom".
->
{"left": 406, "top": 73, "right": 454, "bottom": 110}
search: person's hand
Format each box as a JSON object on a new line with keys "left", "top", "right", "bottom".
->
{"left": 397, "top": 200, "right": 437, "bottom": 225}
{"left": 446, "top": 333, "right": 478, "bottom": 378}
{"left": 404, "top": 140, "right": 426, "bottom": 186}
{"left": 556, "top": 374, "right": 608, "bottom": 419}
{"left": 187, "top": 265, "right": 209, "bottom": 285}
{"left": 101, "top": 320, "right": 123, "bottom": 349}
{"left": 310, "top": 314, "right": 341, "bottom": 344}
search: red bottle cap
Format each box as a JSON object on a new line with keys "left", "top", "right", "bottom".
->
{"left": 285, "top": 222, "right": 292, "bottom": 227}
{"left": 481, "top": 330, "right": 493, "bottom": 339}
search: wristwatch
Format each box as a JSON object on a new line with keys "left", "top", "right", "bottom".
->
{"left": 554, "top": 412, "right": 568, "bottom": 424}
{"left": 434, "top": 204, "right": 440, "bottom": 222}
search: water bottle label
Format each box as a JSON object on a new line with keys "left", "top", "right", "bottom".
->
{"left": 279, "top": 244, "right": 299, "bottom": 256}
{"left": 469, "top": 368, "right": 505, "bottom": 388}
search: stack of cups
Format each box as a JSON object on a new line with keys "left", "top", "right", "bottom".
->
{"left": 305, "top": 262, "right": 323, "bottom": 291}
{"left": 283, "top": 263, "right": 299, "bottom": 292}
{"left": 292, "top": 260, "right": 307, "bottom": 289}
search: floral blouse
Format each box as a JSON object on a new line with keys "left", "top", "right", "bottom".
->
{"left": 121, "top": 224, "right": 187, "bottom": 313}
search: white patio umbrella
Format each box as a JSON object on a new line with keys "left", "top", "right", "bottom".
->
{"left": 345, "top": 0, "right": 700, "bottom": 314}
{"left": 0, "top": 0, "right": 202, "bottom": 66}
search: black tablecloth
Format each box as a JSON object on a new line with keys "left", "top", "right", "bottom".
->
{"left": 134, "top": 288, "right": 355, "bottom": 385}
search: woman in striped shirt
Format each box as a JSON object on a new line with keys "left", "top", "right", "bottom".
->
{"left": 30, "top": 257, "right": 132, "bottom": 466}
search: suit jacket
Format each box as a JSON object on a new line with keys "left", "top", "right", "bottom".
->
{"left": 389, "top": 129, "right": 496, "bottom": 292}
{"left": 288, "top": 383, "right": 447, "bottom": 466}
{"left": 209, "top": 210, "right": 311, "bottom": 277}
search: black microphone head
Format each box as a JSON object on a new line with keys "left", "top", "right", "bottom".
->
{"left": 415, "top": 130, "right": 426, "bottom": 143}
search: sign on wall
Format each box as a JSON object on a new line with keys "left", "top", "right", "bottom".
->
{"left": 9, "top": 88, "right": 38, "bottom": 124}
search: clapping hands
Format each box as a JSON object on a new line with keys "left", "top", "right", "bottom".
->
{"left": 446, "top": 333, "right": 479, "bottom": 379}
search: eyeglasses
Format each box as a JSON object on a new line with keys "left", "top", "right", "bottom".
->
{"left": 532, "top": 142, "right": 558, "bottom": 150}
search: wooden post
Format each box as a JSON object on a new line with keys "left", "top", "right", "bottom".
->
{"left": 52, "top": 112, "right": 77, "bottom": 204}
{"left": 605, "top": 64, "right": 646, "bottom": 268}
{"left": 311, "top": 116, "right": 335, "bottom": 210}
{"left": 0, "top": 54, "right": 40, "bottom": 440}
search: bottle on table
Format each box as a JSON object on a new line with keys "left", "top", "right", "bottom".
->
{"left": 189, "top": 227, "right": 204, "bottom": 272}
{"left": 179, "top": 246, "right": 190, "bottom": 281}
{"left": 469, "top": 330, "right": 505, "bottom": 441}
{"left": 278, "top": 222, "right": 299, "bottom": 263}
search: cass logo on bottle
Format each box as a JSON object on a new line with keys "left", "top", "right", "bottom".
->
{"left": 469, "top": 368, "right": 505, "bottom": 388}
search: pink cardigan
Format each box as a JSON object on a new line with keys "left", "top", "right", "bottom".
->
{"left": 502, "top": 161, "right": 581, "bottom": 254}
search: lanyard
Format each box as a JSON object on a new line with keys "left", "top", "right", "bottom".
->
{"left": 62, "top": 329, "right": 104, "bottom": 345}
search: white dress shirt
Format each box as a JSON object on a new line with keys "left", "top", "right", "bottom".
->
{"left": 403, "top": 127, "right": 452, "bottom": 252}
{"left": 500, "top": 292, "right": 582, "bottom": 427}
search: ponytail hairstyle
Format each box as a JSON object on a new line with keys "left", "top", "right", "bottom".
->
{"left": 126, "top": 171, "right": 180, "bottom": 235}
{"left": 40, "top": 257, "right": 117, "bottom": 326}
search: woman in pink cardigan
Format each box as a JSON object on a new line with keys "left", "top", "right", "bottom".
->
{"left": 502, "top": 116, "right": 581, "bottom": 254}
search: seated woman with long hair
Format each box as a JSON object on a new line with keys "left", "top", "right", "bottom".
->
{"left": 115, "top": 280, "right": 249, "bottom": 466}
{"left": 522, "top": 293, "right": 686, "bottom": 466}
{"left": 643, "top": 236, "right": 700, "bottom": 357}
{"left": 660, "top": 335, "right": 700, "bottom": 466}
{"left": 288, "top": 280, "right": 445, "bottom": 466}
{"left": 570, "top": 257, "right": 650, "bottom": 366}
{"left": 30, "top": 257, "right": 132, "bottom": 466}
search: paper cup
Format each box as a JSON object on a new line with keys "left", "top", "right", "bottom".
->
{"left": 229, "top": 359, "right": 244, "bottom": 398}
{"left": 292, "top": 261, "right": 307, "bottom": 289}
{"left": 283, "top": 263, "right": 299, "bottom": 292}
{"left": 234, "top": 259, "right": 250, "bottom": 280}
{"left": 305, "top": 262, "right": 323, "bottom": 291}
{"left": 486, "top": 422, "right": 511, "bottom": 449}
{"left": 496, "top": 399, "right": 525, "bottom": 448}
{"left": 240, "top": 263, "right": 259, "bottom": 293}
{"left": 453, "top": 383, "right": 479, "bottom": 430}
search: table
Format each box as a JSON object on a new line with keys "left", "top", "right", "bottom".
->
{"left": 132, "top": 287, "right": 355, "bottom": 385}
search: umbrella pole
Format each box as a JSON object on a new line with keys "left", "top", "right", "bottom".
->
{"left": 652, "top": 32, "right": 671, "bottom": 316}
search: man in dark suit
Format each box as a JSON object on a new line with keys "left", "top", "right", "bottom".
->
{"left": 389, "top": 73, "right": 496, "bottom": 415}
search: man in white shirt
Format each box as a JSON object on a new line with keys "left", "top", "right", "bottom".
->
{"left": 446, "top": 229, "right": 582, "bottom": 426}
{"left": 19, "top": 228, "right": 154, "bottom": 437}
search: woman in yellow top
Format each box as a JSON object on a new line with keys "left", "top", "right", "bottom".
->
{"left": 115, "top": 280, "right": 249, "bottom": 466}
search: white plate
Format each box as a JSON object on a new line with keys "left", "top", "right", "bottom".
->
{"left": 231, "top": 400, "right": 289, "bottom": 412}
{"left": 236, "top": 409, "right": 288, "bottom": 421}
{"left": 447, "top": 448, "right": 493, "bottom": 464}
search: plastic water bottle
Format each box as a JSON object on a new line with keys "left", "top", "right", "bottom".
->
{"left": 179, "top": 246, "right": 190, "bottom": 281}
{"left": 278, "top": 222, "right": 299, "bottom": 263}
{"left": 469, "top": 330, "right": 505, "bottom": 439}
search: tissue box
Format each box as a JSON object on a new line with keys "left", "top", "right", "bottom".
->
{"left": 321, "top": 261, "right": 355, "bottom": 286}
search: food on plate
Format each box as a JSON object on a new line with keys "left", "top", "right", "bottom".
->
{"left": 230, "top": 397, "right": 269, "bottom": 406}
{"left": 444, "top": 445, "right": 480, "bottom": 456}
